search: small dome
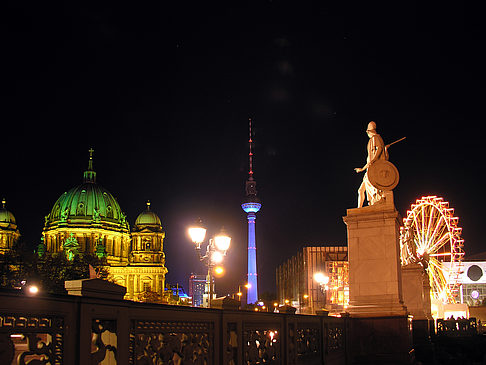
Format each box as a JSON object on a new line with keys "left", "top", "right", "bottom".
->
{"left": 0, "top": 198, "right": 16, "bottom": 226}
{"left": 134, "top": 201, "right": 162, "bottom": 229}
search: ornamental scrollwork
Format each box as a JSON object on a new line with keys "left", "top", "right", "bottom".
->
{"left": 296, "top": 327, "right": 320, "bottom": 360}
{"left": 326, "top": 325, "right": 344, "bottom": 352}
{"left": 0, "top": 315, "right": 63, "bottom": 365}
{"left": 91, "top": 319, "right": 117, "bottom": 364}
{"left": 226, "top": 322, "right": 237, "bottom": 365}
{"left": 129, "top": 320, "right": 213, "bottom": 365}
{"left": 243, "top": 328, "right": 280, "bottom": 364}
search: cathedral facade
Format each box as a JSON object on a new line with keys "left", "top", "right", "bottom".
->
{"left": 0, "top": 199, "right": 20, "bottom": 255}
{"left": 1, "top": 150, "right": 168, "bottom": 301}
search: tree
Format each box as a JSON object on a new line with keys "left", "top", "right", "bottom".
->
{"left": 138, "top": 290, "right": 165, "bottom": 304}
{"left": 0, "top": 248, "right": 108, "bottom": 294}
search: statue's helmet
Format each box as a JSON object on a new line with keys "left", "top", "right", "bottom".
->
{"left": 366, "top": 121, "right": 377, "bottom": 132}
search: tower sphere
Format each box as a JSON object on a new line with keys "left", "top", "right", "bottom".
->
{"left": 241, "top": 202, "right": 261, "bottom": 214}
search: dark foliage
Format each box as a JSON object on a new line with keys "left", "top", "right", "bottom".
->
{"left": 0, "top": 248, "right": 108, "bottom": 294}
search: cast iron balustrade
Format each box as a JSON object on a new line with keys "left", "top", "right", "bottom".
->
{"left": 436, "top": 317, "right": 478, "bottom": 337}
{"left": 0, "top": 287, "right": 347, "bottom": 365}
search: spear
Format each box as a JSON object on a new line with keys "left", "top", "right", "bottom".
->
{"left": 385, "top": 137, "right": 406, "bottom": 149}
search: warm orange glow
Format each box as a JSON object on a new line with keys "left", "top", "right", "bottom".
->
{"left": 314, "top": 272, "right": 329, "bottom": 285}
{"left": 284, "top": 299, "right": 289, "bottom": 304}
{"left": 400, "top": 195, "right": 464, "bottom": 304}
{"left": 254, "top": 308, "right": 259, "bottom": 311}
{"left": 303, "top": 294, "right": 309, "bottom": 299}
{"left": 188, "top": 226, "right": 207, "bottom": 244}
{"left": 237, "top": 292, "right": 242, "bottom": 297}
{"left": 214, "top": 228, "right": 231, "bottom": 251}
{"left": 211, "top": 251, "right": 224, "bottom": 264}
{"left": 273, "top": 302, "right": 278, "bottom": 307}
{"left": 28, "top": 285, "right": 39, "bottom": 295}
{"left": 327, "top": 261, "right": 349, "bottom": 308}
{"left": 245, "top": 283, "right": 251, "bottom": 289}
{"left": 214, "top": 266, "right": 225, "bottom": 276}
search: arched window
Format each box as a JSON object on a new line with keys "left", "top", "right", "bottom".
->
{"left": 143, "top": 282, "right": 151, "bottom": 292}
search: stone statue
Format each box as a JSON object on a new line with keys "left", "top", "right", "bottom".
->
{"left": 93, "top": 207, "right": 101, "bottom": 222}
{"left": 60, "top": 208, "right": 69, "bottom": 222}
{"left": 354, "top": 121, "right": 386, "bottom": 208}
{"left": 354, "top": 122, "right": 404, "bottom": 208}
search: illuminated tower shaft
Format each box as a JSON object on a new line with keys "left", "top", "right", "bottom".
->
{"left": 242, "top": 204, "right": 261, "bottom": 304}
{"left": 242, "top": 118, "right": 261, "bottom": 305}
{"left": 247, "top": 214, "right": 257, "bottom": 301}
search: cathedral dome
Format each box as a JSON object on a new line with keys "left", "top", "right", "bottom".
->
{"left": 43, "top": 150, "right": 129, "bottom": 233}
{"left": 0, "top": 198, "right": 20, "bottom": 253}
{"left": 0, "top": 199, "right": 17, "bottom": 227}
{"left": 134, "top": 201, "right": 162, "bottom": 231}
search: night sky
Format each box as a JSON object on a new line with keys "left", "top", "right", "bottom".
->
{"left": 4, "top": 2, "right": 485, "bottom": 296}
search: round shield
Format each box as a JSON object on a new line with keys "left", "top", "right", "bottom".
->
{"left": 368, "top": 160, "right": 399, "bottom": 191}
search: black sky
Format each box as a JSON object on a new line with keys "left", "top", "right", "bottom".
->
{"left": 3, "top": 1, "right": 485, "bottom": 296}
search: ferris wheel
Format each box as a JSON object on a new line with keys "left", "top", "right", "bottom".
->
{"left": 400, "top": 196, "right": 464, "bottom": 304}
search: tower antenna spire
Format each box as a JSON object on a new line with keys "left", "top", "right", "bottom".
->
{"left": 248, "top": 118, "right": 254, "bottom": 180}
{"left": 242, "top": 117, "right": 262, "bottom": 305}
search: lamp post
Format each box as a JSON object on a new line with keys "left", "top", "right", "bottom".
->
{"left": 189, "top": 219, "right": 231, "bottom": 308}
{"left": 314, "top": 272, "right": 329, "bottom": 312}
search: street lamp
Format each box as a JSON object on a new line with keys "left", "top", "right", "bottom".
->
{"left": 314, "top": 272, "right": 329, "bottom": 311}
{"left": 189, "top": 220, "right": 231, "bottom": 308}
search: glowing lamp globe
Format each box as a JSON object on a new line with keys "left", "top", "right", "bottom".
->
{"left": 211, "top": 251, "right": 224, "bottom": 264}
{"left": 314, "top": 272, "right": 329, "bottom": 285}
{"left": 214, "top": 228, "right": 231, "bottom": 251}
{"left": 188, "top": 220, "right": 207, "bottom": 244}
{"left": 214, "top": 266, "right": 225, "bottom": 276}
{"left": 28, "top": 285, "right": 39, "bottom": 295}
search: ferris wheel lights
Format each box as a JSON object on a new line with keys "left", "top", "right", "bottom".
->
{"left": 400, "top": 195, "right": 464, "bottom": 304}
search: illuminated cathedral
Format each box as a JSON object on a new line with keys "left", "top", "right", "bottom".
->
{"left": 1, "top": 149, "right": 168, "bottom": 301}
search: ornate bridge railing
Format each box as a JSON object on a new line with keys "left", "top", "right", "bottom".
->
{"left": 436, "top": 317, "right": 478, "bottom": 337}
{"left": 0, "top": 289, "right": 347, "bottom": 365}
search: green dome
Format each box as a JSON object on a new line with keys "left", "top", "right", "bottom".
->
{"left": 0, "top": 199, "right": 16, "bottom": 226}
{"left": 134, "top": 201, "right": 162, "bottom": 229}
{"left": 44, "top": 151, "right": 129, "bottom": 233}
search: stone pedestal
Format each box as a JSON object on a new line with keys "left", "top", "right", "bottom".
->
{"left": 343, "top": 196, "right": 412, "bottom": 363}
{"left": 210, "top": 296, "right": 241, "bottom": 310}
{"left": 402, "top": 263, "right": 432, "bottom": 320}
{"left": 347, "top": 316, "right": 412, "bottom": 364}
{"left": 65, "top": 278, "right": 127, "bottom": 300}
{"left": 343, "top": 197, "right": 407, "bottom": 317}
{"left": 401, "top": 264, "right": 435, "bottom": 363}
{"left": 278, "top": 305, "right": 297, "bottom": 314}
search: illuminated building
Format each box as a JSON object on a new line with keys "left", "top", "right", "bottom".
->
{"left": 442, "top": 253, "right": 486, "bottom": 306}
{"left": 241, "top": 119, "right": 261, "bottom": 305}
{"left": 0, "top": 199, "right": 20, "bottom": 254}
{"left": 42, "top": 149, "right": 168, "bottom": 300}
{"left": 276, "top": 246, "right": 348, "bottom": 314}
{"left": 188, "top": 273, "right": 206, "bottom": 307}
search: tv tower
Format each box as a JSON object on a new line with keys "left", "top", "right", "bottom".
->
{"left": 241, "top": 118, "right": 261, "bottom": 305}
